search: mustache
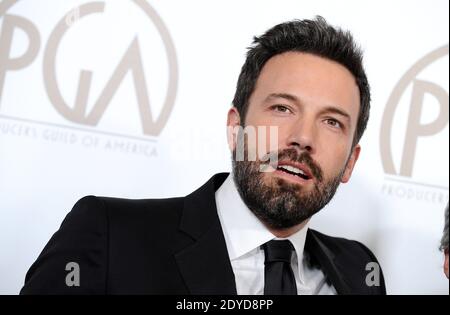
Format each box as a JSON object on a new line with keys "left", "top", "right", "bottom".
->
{"left": 264, "top": 148, "right": 324, "bottom": 182}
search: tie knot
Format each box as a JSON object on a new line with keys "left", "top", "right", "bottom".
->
{"left": 263, "top": 240, "right": 294, "bottom": 264}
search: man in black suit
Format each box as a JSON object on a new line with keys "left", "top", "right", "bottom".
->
{"left": 21, "top": 17, "right": 386, "bottom": 295}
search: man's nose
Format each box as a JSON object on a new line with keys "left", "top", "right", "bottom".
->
{"left": 285, "top": 118, "right": 316, "bottom": 153}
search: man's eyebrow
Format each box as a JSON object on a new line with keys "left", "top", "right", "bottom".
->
{"left": 265, "top": 93, "right": 352, "bottom": 123}
{"left": 320, "top": 106, "right": 352, "bottom": 122}
{"left": 264, "top": 93, "right": 300, "bottom": 103}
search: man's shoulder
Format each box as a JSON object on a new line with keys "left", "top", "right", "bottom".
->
{"left": 72, "top": 194, "right": 184, "bottom": 214}
{"left": 63, "top": 195, "right": 185, "bottom": 231}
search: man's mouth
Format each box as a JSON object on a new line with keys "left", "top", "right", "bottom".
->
{"left": 275, "top": 163, "right": 313, "bottom": 181}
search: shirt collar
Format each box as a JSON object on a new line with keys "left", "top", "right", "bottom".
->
{"left": 215, "top": 173, "right": 309, "bottom": 265}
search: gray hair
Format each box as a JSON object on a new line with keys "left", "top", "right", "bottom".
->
{"left": 440, "top": 203, "right": 449, "bottom": 252}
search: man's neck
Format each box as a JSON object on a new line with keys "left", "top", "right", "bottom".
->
{"left": 267, "top": 219, "right": 310, "bottom": 238}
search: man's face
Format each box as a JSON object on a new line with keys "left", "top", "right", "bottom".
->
{"left": 228, "top": 52, "right": 361, "bottom": 230}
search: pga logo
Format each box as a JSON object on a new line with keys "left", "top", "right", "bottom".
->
{"left": 0, "top": 0, "right": 178, "bottom": 136}
{"left": 380, "top": 45, "right": 448, "bottom": 179}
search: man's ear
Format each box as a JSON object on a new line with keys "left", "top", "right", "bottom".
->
{"left": 444, "top": 250, "right": 449, "bottom": 279}
{"left": 227, "top": 107, "right": 241, "bottom": 151}
{"left": 341, "top": 144, "right": 361, "bottom": 183}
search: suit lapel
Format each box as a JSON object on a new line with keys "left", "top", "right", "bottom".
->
{"left": 173, "top": 173, "right": 364, "bottom": 295}
{"left": 175, "top": 173, "right": 237, "bottom": 295}
{"left": 306, "top": 230, "right": 353, "bottom": 295}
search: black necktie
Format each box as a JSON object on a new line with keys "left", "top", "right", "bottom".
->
{"left": 262, "top": 240, "right": 297, "bottom": 295}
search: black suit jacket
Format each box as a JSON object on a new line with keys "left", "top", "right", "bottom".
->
{"left": 20, "top": 173, "right": 386, "bottom": 295}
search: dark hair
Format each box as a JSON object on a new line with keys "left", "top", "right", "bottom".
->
{"left": 232, "top": 16, "right": 370, "bottom": 145}
{"left": 441, "top": 204, "right": 449, "bottom": 252}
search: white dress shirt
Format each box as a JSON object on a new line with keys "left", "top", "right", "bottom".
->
{"left": 215, "top": 173, "right": 337, "bottom": 295}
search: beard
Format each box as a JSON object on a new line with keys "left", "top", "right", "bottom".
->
{"left": 232, "top": 146, "right": 346, "bottom": 230}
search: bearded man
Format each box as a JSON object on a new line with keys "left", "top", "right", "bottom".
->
{"left": 21, "top": 17, "right": 386, "bottom": 295}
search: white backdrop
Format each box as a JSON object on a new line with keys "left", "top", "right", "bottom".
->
{"left": 0, "top": 0, "right": 448, "bottom": 295}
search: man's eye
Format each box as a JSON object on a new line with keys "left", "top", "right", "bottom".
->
{"left": 325, "top": 118, "right": 342, "bottom": 129}
{"left": 272, "top": 105, "right": 291, "bottom": 113}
